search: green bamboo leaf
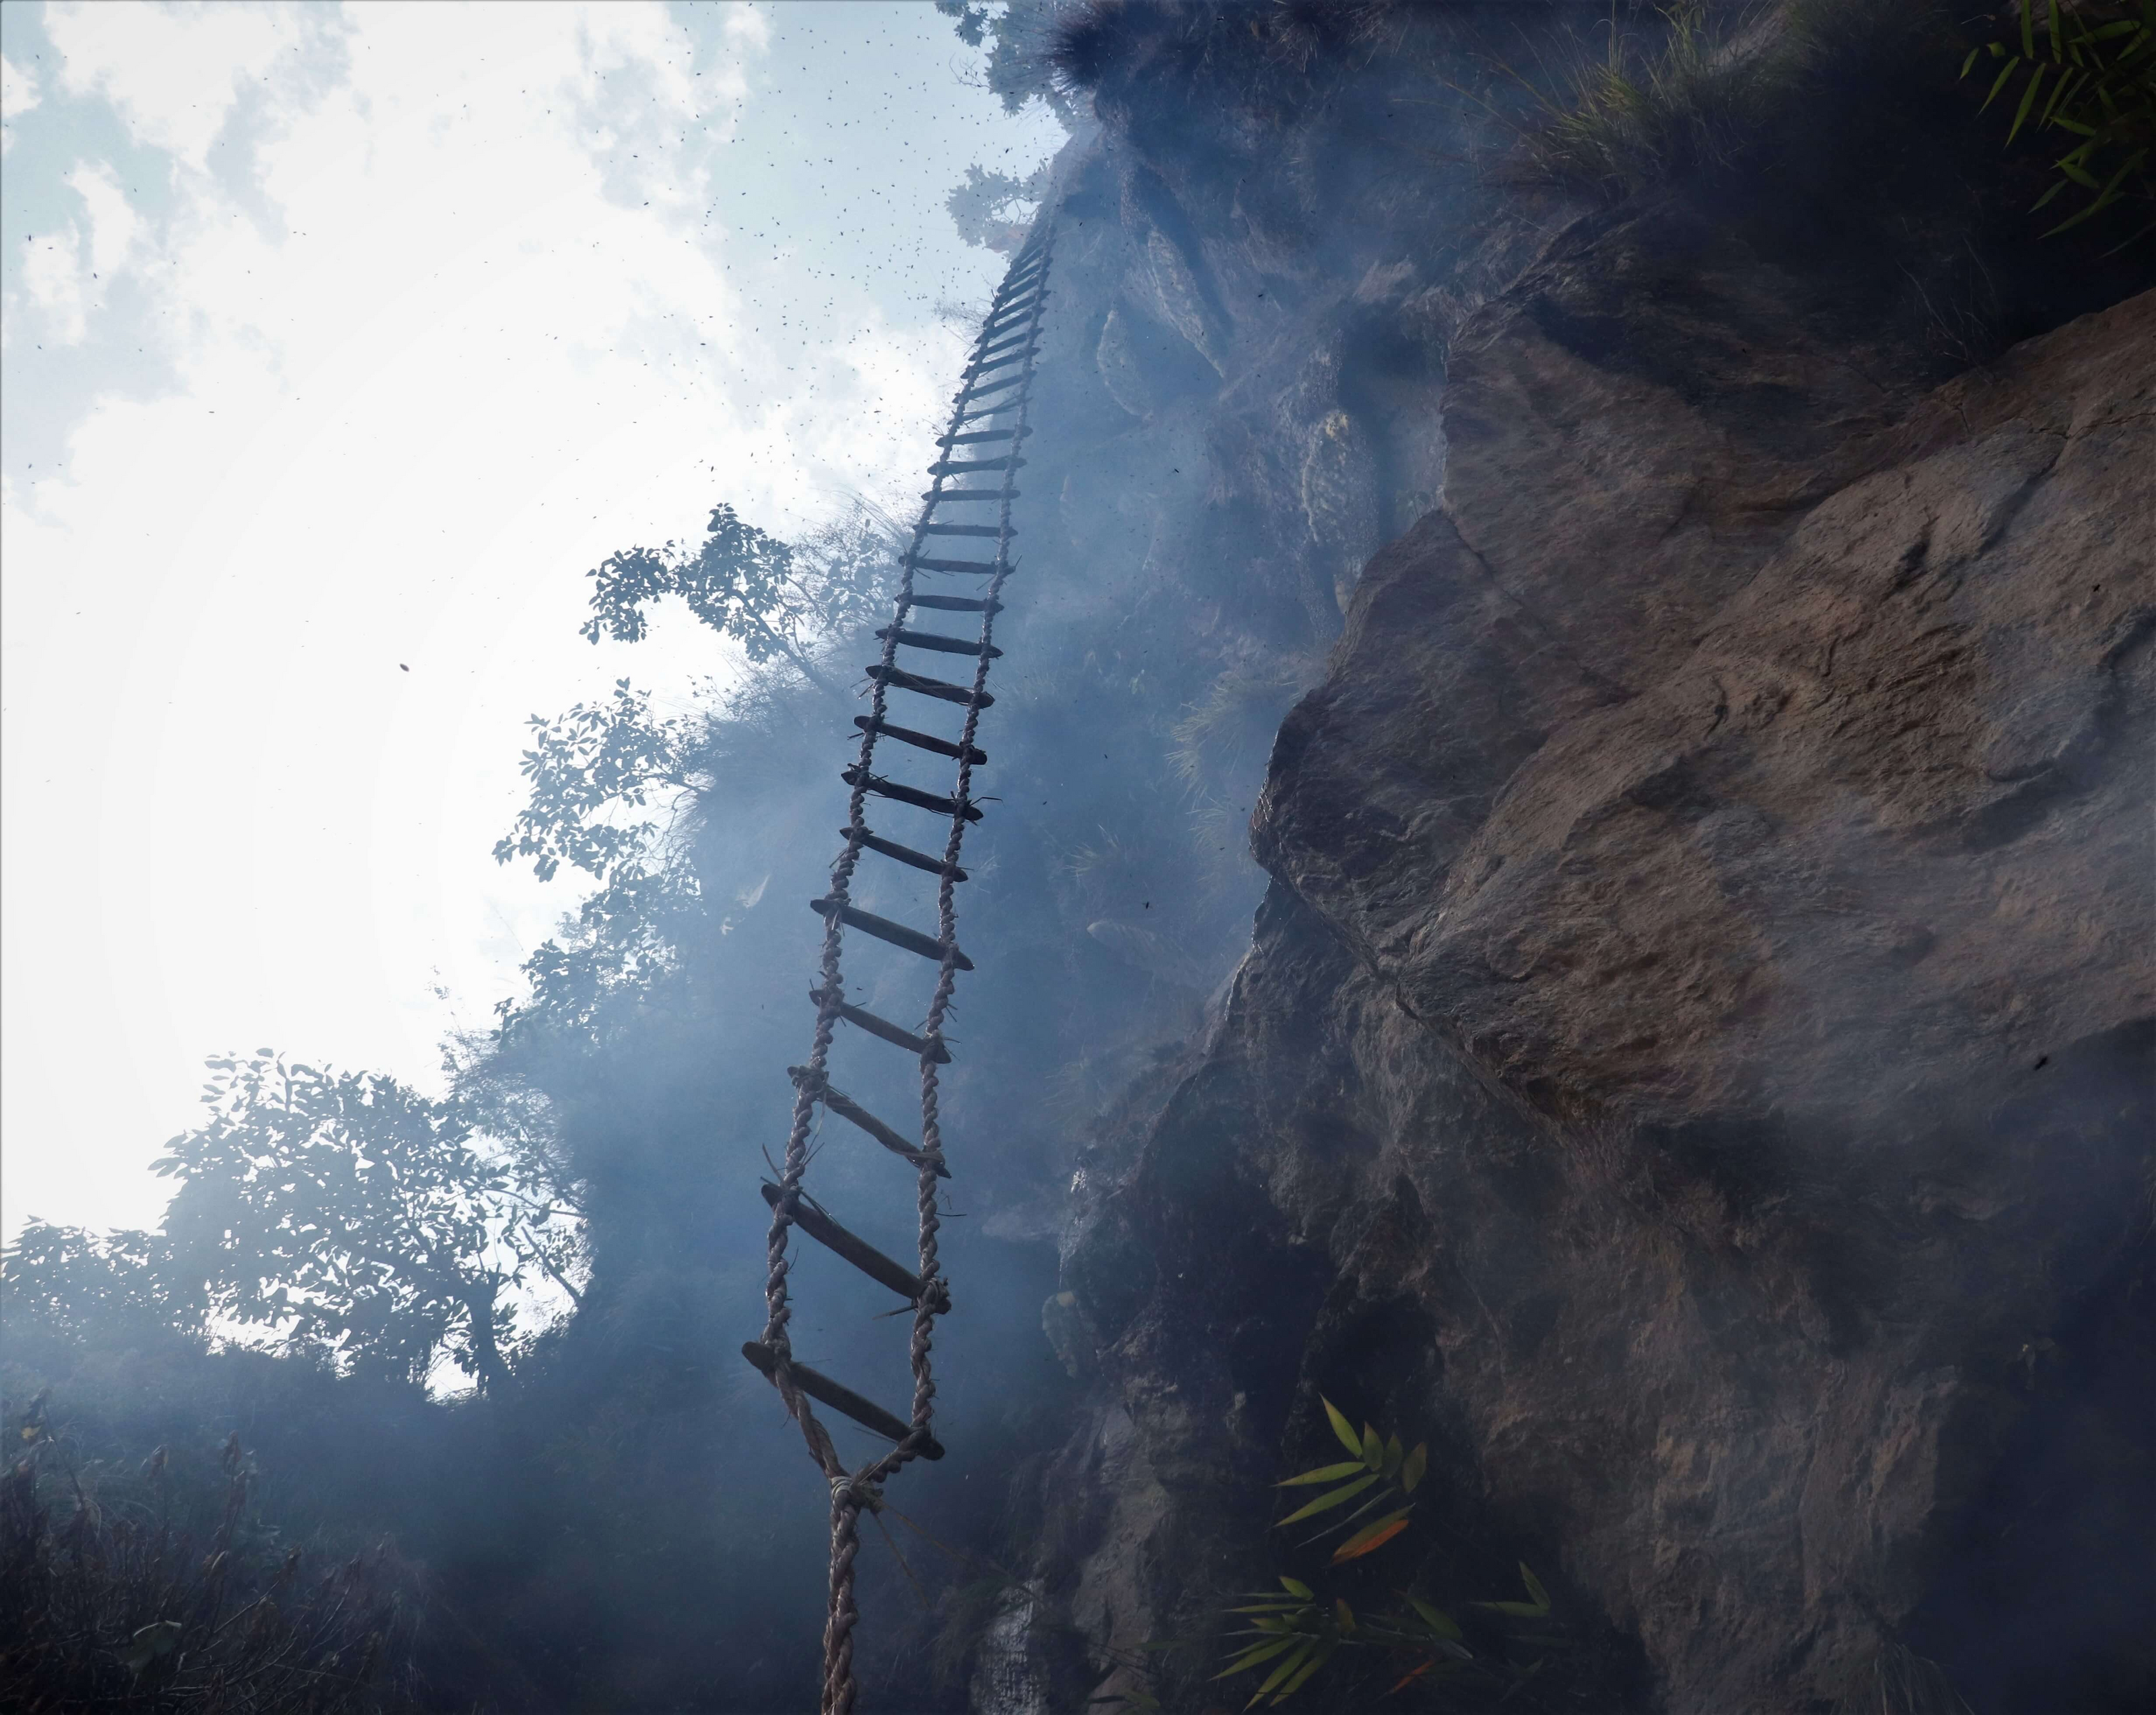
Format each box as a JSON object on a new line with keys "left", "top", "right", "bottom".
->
{"left": 1409, "top": 1596, "right": 1463, "bottom": 1641}
{"left": 1476, "top": 1565, "right": 1551, "bottom": 1618}
{"left": 1275, "top": 1637, "right": 1339, "bottom": 1699}
{"left": 2046, "top": 148, "right": 2147, "bottom": 230}
{"left": 1279, "top": 1576, "right": 1312, "bottom": 1599}
{"left": 1296, "top": 1487, "right": 1392, "bottom": 1550}
{"left": 1962, "top": 45, "right": 1982, "bottom": 77}
{"left": 2040, "top": 65, "right": 2085, "bottom": 127}
{"left": 1321, "top": 1397, "right": 1360, "bottom": 1458}
{"left": 1332, "top": 1510, "right": 1413, "bottom": 1563}
{"left": 1335, "top": 1597, "right": 1357, "bottom": 1632}
{"left": 1215, "top": 1635, "right": 1301, "bottom": 1679}
{"left": 1277, "top": 1460, "right": 1368, "bottom": 1488}
{"left": 2048, "top": 0, "right": 2064, "bottom": 62}
{"left": 1985, "top": 55, "right": 2024, "bottom": 111}
{"left": 1361, "top": 1424, "right": 1383, "bottom": 1471}
{"left": 1383, "top": 1433, "right": 1403, "bottom": 1479}
{"left": 1400, "top": 1443, "right": 1428, "bottom": 1495}
{"left": 2009, "top": 62, "right": 2048, "bottom": 142}
{"left": 1246, "top": 1639, "right": 1315, "bottom": 1704}
{"left": 1277, "top": 1472, "right": 1378, "bottom": 1526}
{"left": 2022, "top": 0, "right": 2037, "bottom": 59}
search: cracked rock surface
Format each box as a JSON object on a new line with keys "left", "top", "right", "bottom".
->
{"left": 1035, "top": 212, "right": 2152, "bottom": 1712}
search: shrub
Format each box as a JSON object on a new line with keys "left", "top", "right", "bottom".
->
{"left": 1507, "top": 2, "right": 1773, "bottom": 201}
{"left": 1043, "top": 0, "right": 1396, "bottom": 113}
{"left": 0, "top": 1411, "right": 421, "bottom": 1714}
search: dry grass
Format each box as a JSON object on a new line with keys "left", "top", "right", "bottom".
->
{"left": 0, "top": 1418, "right": 420, "bottom": 1714}
{"left": 1503, "top": 2, "right": 1777, "bottom": 201}
{"left": 1046, "top": 0, "right": 1397, "bottom": 113}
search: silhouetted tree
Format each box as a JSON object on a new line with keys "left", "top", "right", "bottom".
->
{"left": 937, "top": 0, "right": 1081, "bottom": 121}
{"left": 153, "top": 1057, "right": 582, "bottom": 1392}
{"left": 494, "top": 678, "right": 700, "bottom": 886}
{"left": 947, "top": 161, "right": 1054, "bottom": 251}
{"left": 577, "top": 498, "right": 899, "bottom": 692}
{"left": 0, "top": 1222, "right": 185, "bottom": 1351}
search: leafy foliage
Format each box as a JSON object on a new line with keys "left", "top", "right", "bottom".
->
{"left": 1965, "top": 0, "right": 2155, "bottom": 243}
{"left": 1204, "top": 1398, "right": 1570, "bottom": 1709}
{"left": 947, "top": 161, "right": 1054, "bottom": 252}
{"left": 577, "top": 499, "right": 899, "bottom": 687}
{"left": 493, "top": 679, "right": 699, "bottom": 886}
{"left": 493, "top": 864, "right": 703, "bottom": 1051}
{"left": 492, "top": 495, "right": 910, "bottom": 1050}
{"left": 935, "top": 0, "right": 1081, "bottom": 120}
{"left": 1274, "top": 1396, "right": 1428, "bottom": 1564}
{"left": 152, "top": 1057, "right": 582, "bottom": 1391}
{"left": 1, "top": 1224, "right": 185, "bottom": 1351}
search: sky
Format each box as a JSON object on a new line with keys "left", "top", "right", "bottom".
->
{"left": 0, "top": 1, "right": 1066, "bottom": 1243}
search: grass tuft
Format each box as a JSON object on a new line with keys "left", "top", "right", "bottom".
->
{"left": 1506, "top": 2, "right": 1775, "bottom": 201}
{"left": 0, "top": 1411, "right": 422, "bottom": 1714}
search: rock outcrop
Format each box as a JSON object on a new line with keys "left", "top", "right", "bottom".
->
{"left": 1015, "top": 108, "right": 2153, "bottom": 1715}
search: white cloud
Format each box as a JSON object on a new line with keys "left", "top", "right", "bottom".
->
{"left": 1, "top": 51, "right": 39, "bottom": 153}
{"left": 7, "top": 161, "right": 146, "bottom": 348}
{"left": 46, "top": 0, "right": 309, "bottom": 172}
{"left": 69, "top": 160, "right": 143, "bottom": 279}
{"left": 18, "top": 224, "right": 88, "bottom": 342}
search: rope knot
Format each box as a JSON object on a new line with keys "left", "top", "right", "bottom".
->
{"left": 832, "top": 1474, "right": 884, "bottom": 1514}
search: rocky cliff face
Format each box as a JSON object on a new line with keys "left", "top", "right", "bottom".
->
{"left": 985, "top": 15, "right": 2154, "bottom": 1715}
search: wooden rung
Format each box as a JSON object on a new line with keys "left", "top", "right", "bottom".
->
{"left": 877, "top": 624, "right": 1000, "bottom": 658}
{"left": 789, "top": 1066, "right": 951, "bottom": 1178}
{"left": 936, "top": 427, "right": 1030, "bottom": 447}
{"left": 740, "top": 1342, "right": 945, "bottom": 1458}
{"left": 953, "top": 394, "right": 1029, "bottom": 425}
{"left": 903, "top": 594, "right": 1003, "bottom": 617}
{"left": 963, "top": 348, "right": 1034, "bottom": 381}
{"left": 855, "top": 714, "right": 987, "bottom": 762}
{"left": 866, "top": 664, "right": 994, "bottom": 706}
{"left": 928, "top": 456, "right": 1023, "bottom": 475}
{"left": 978, "top": 303, "right": 1044, "bottom": 340}
{"left": 811, "top": 896, "right": 974, "bottom": 970}
{"left": 918, "top": 523, "right": 1005, "bottom": 538}
{"left": 922, "top": 489, "right": 1017, "bottom": 504}
{"left": 842, "top": 766, "right": 982, "bottom": 822}
{"left": 974, "top": 330, "right": 1034, "bottom": 364}
{"left": 993, "top": 264, "right": 1046, "bottom": 300}
{"left": 760, "top": 1183, "right": 946, "bottom": 1307}
{"left": 850, "top": 826, "right": 970, "bottom": 879}
{"left": 957, "top": 371, "right": 1027, "bottom": 402}
{"left": 810, "top": 987, "right": 951, "bottom": 1062}
{"left": 901, "top": 554, "right": 1004, "bottom": 575}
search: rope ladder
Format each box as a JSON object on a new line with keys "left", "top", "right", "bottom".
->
{"left": 747, "top": 227, "right": 1054, "bottom": 1715}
